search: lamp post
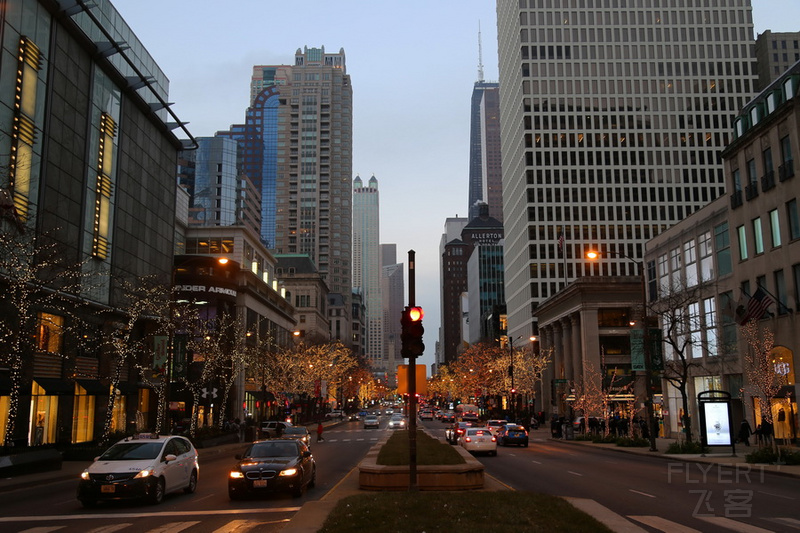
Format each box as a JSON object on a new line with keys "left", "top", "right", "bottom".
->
{"left": 586, "top": 249, "right": 658, "bottom": 452}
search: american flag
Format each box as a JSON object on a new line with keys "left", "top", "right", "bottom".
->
{"left": 736, "top": 287, "right": 774, "bottom": 325}
{"left": 558, "top": 233, "right": 565, "bottom": 252}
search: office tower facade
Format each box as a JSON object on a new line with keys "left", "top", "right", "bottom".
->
{"left": 0, "top": 0, "right": 193, "bottom": 444}
{"left": 468, "top": 81, "right": 503, "bottom": 222}
{"left": 381, "top": 244, "right": 404, "bottom": 377}
{"left": 755, "top": 31, "right": 800, "bottom": 91}
{"left": 353, "top": 175, "right": 383, "bottom": 371}
{"left": 497, "top": 0, "right": 758, "bottom": 338}
{"left": 438, "top": 217, "right": 469, "bottom": 365}
{"left": 178, "top": 137, "right": 261, "bottom": 235}
{"left": 273, "top": 46, "right": 353, "bottom": 340}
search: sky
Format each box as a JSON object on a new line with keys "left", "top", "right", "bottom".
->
{"left": 114, "top": 0, "right": 800, "bottom": 369}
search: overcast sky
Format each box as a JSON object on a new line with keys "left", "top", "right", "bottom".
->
{"left": 114, "top": 1, "right": 800, "bottom": 369}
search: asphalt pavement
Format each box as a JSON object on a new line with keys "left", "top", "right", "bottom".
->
{"left": 1, "top": 422, "right": 798, "bottom": 533}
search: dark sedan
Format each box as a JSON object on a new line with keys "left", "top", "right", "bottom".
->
{"left": 228, "top": 439, "right": 316, "bottom": 499}
{"left": 497, "top": 424, "right": 529, "bottom": 447}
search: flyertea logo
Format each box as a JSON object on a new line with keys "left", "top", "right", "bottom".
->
{"left": 667, "top": 463, "right": 766, "bottom": 518}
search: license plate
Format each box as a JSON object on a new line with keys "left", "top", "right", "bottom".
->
{"left": 253, "top": 479, "right": 267, "bottom": 488}
{"left": 101, "top": 484, "right": 115, "bottom": 493}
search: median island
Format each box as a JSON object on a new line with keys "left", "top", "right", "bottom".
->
{"left": 319, "top": 429, "right": 615, "bottom": 532}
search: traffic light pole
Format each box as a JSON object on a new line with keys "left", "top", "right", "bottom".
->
{"left": 407, "top": 250, "right": 418, "bottom": 491}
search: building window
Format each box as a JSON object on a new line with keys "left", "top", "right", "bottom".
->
{"left": 684, "top": 240, "right": 697, "bottom": 287}
{"left": 688, "top": 302, "right": 701, "bottom": 358}
{"left": 37, "top": 312, "right": 64, "bottom": 353}
{"left": 770, "top": 209, "right": 782, "bottom": 247}
{"left": 788, "top": 199, "right": 800, "bottom": 240}
{"left": 698, "top": 231, "right": 713, "bottom": 282}
{"left": 9, "top": 36, "right": 42, "bottom": 222}
{"left": 772, "top": 269, "right": 788, "bottom": 315}
{"left": 714, "top": 223, "right": 732, "bottom": 276}
{"left": 30, "top": 380, "right": 58, "bottom": 445}
{"left": 92, "top": 113, "right": 116, "bottom": 259}
{"left": 669, "top": 247, "right": 681, "bottom": 290}
{"left": 703, "top": 297, "right": 717, "bottom": 356}
{"left": 752, "top": 218, "right": 764, "bottom": 254}
{"left": 72, "top": 383, "right": 95, "bottom": 443}
{"left": 793, "top": 264, "right": 800, "bottom": 312}
{"left": 737, "top": 225, "right": 748, "bottom": 260}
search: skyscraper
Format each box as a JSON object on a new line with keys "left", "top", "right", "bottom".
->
{"left": 468, "top": 81, "right": 502, "bottom": 222}
{"left": 497, "top": 0, "right": 758, "bottom": 338}
{"left": 381, "top": 244, "right": 404, "bottom": 373}
{"left": 353, "top": 175, "right": 383, "bottom": 372}
{"left": 273, "top": 47, "right": 353, "bottom": 338}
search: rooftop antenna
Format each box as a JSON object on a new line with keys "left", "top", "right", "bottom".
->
{"left": 477, "top": 21, "right": 484, "bottom": 82}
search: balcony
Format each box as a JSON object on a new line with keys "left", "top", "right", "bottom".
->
{"left": 761, "top": 170, "right": 776, "bottom": 191}
{"left": 744, "top": 182, "right": 759, "bottom": 200}
{"left": 730, "top": 190, "right": 743, "bottom": 209}
{"left": 779, "top": 160, "right": 795, "bottom": 182}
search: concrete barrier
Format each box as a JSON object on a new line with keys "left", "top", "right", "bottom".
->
{"left": 0, "top": 448, "right": 63, "bottom": 477}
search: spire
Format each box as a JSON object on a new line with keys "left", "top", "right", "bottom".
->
{"left": 477, "top": 21, "right": 484, "bottom": 82}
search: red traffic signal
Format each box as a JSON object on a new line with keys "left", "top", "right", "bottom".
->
{"left": 401, "top": 306, "right": 425, "bottom": 357}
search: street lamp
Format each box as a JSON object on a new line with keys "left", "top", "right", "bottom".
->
{"left": 586, "top": 249, "right": 658, "bottom": 451}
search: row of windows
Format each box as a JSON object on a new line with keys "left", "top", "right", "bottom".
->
{"left": 737, "top": 199, "right": 800, "bottom": 262}
{"left": 529, "top": 167, "right": 724, "bottom": 187}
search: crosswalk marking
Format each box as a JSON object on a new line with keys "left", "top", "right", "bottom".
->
{"left": 0, "top": 508, "right": 301, "bottom": 522}
{"left": 696, "top": 516, "right": 775, "bottom": 533}
{"left": 148, "top": 521, "right": 200, "bottom": 533}
{"left": 629, "top": 515, "right": 702, "bottom": 532}
{"left": 86, "top": 525, "right": 133, "bottom": 533}
{"left": 16, "top": 528, "right": 64, "bottom": 533}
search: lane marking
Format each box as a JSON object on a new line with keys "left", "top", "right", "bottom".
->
{"left": 148, "top": 522, "right": 200, "bottom": 533}
{"left": 567, "top": 470, "right": 582, "bottom": 476}
{"left": 629, "top": 489, "right": 656, "bottom": 498}
{"left": 629, "top": 515, "right": 702, "bottom": 532}
{"left": 16, "top": 528, "right": 64, "bottom": 533}
{"left": 0, "top": 508, "right": 301, "bottom": 523}
{"left": 86, "top": 525, "right": 131, "bottom": 533}
{"left": 531, "top": 460, "right": 542, "bottom": 464}
{"left": 756, "top": 490, "right": 795, "bottom": 500}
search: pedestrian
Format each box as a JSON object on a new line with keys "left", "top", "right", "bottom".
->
{"left": 738, "top": 418, "right": 753, "bottom": 446}
{"left": 316, "top": 421, "right": 325, "bottom": 442}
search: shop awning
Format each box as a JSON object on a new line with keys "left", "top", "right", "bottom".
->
{"left": 775, "top": 385, "right": 797, "bottom": 399}
{"left": 33, "top": 378, "right": 74, "bottom": 395}
{"left": 76, "top": 379, "right": 107, "bottom": 395}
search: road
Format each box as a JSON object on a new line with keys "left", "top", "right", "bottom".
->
{"left": 0, "top": 419, "right": 379, "bottom": 533}
{"left": 422, "top": 419, "right": 800, "bottom": 533}
{"left": 2, "top": 418, "right": 799, "bottom": 533}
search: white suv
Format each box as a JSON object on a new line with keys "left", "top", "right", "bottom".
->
{"left": 77, "top": 434, "right": 198, "bottom": 507}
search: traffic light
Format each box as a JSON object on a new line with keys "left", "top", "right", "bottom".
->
{"left": 401, "top": 306, "right": 425, "bottom": 357}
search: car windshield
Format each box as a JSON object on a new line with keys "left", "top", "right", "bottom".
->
{"left": 99, "top": 442, "right": 164, "bottom": 460}
{"left": 248, "top": 442, "right": 298, "bottom": 458}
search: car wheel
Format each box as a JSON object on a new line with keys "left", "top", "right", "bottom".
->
{"left": 149, "top": 477, "right": 165, "bottom": 505}
{"left": 80, "top": 499, "right": 96, "bottom": 508}
{"left": 292, "top": 480, "right": 304, "bottom": 497}
{"left": 184, "top": 469, "right": 198, "bottom": 494}
{"left": 491, "top": 450, "right": 498, "bottom": 456}
{"left": 524, "top": 442, "right": 529, "bottom": 447}
{"left": 308, "top": 466, "right": 316, "bottom": 489}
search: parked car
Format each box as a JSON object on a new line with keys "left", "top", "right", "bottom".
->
{"left": 260, "top": 420, "right": 293, "bottom": 438}
{"left": 282, "top": 426, "right": 311, "bottom": 446}
{"left": 388, "top": 414, "right": 407, "bottom": 429}
{"left": 445, "top": 421, "right": 473, "bottom": 444}
{"left": 325, "top": 410, "right": 344, "bottom": 419}
{"left": 486, "top": 419, "right": 509, "bottom": 436}
{"left": 77, "top": 434, "right": 199, "bottom": 507}
{"left": 497, "top": 424, "right": 529, "bottom": 447}
{"left": 363, "top": 414, "right": 380, "bottom": 429}
{"left": 460, "top": 427, "right": 498, "bottom": 456}
{"left": 228, "top": 439, "right": 315, "bottom": 499}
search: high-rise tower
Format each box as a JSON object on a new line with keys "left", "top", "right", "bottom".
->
{"left": 353, "top": 175, "right": 383, "bottom": 372}
{"left": 497, "top": 0, "right": 758, "bottom": 338}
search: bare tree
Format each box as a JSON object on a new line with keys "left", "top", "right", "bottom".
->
{"left": 0, "top": 225, "right": 87, "bottom": 447}
{"left": 649, "top": 280, "right": 713, "bottom": 443}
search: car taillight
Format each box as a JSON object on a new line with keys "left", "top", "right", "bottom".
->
{"left": 464, "top": 437, "right": 472, "bottom": 442}
{"left": 491, "top": 436, "right": 497, "bottom": 442}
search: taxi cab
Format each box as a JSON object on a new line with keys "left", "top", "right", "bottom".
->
{"left": 77, "top": 433, "right": 199, "bottom": 507}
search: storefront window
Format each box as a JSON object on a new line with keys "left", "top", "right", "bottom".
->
{"left": 110, "top": 387, "right": 126, "bottom": 432}
{"left": 30, "top": 381, "right": 58, "bottom": 445}
{"left": 71, "top": 383, "right": 95, "bottom": 443}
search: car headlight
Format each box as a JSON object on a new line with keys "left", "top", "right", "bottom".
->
{"left": 80, "top": 471, "right": 90, "bottom": 480}
{"left": 133, "top": 469, "right": 154, "bottom": 479}
{"left": 279, "top": 468, "right": 298, "bottom": 477}
{"left": 229, "top": 471, "right": 244, "bottom": 479}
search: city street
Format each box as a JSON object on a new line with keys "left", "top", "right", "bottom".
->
{"left": 0, "top": 420, "right": 377, "bottom": 533}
